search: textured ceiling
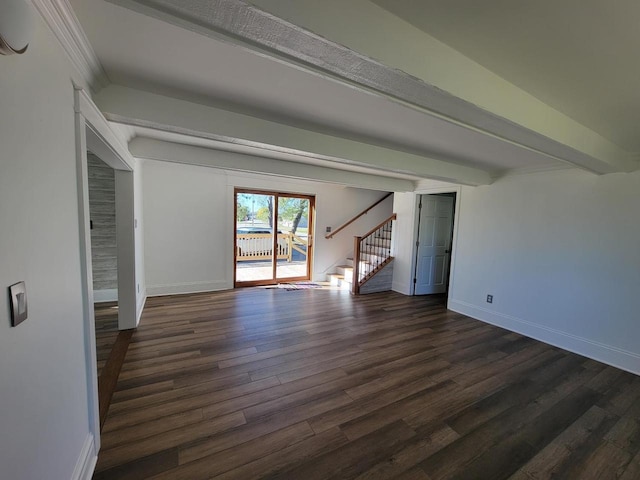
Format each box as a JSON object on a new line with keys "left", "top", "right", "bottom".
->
{"left": 372, "top": 0, "right": 640, "bottom": 152}
{"left": 71, "top": 0, "right": 565, "bottom": 177}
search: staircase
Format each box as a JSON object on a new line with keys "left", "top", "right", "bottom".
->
{"left": 327, "top": 214, "right": 396, "bottom": 294}
{"left": 327, "top": 262, "right": 354, "bottom": 290}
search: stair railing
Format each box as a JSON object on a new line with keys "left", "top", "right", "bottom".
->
{"left": 352, "top": 213, "right": 396, "bottom": 294}
{"left": 325, "top": 192, "right": 392, "bottom": 239}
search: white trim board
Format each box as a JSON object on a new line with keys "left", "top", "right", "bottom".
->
{"left": 146, "top": 281, "right": 231, "bottom": 297}
{"left": 137, "top": 293, "right": 147, "bottom": 323}
{"left": 449, "top": 299, "right": 640, "bottom": 376}
{"left": 71, "top": 433, "right": 97, "bottom": 480}
{"left": 73, "top": 85, "right": 140, "bottom": 457}
{"left": 76, "top": 89, "right": 134, "bottom": 171}
{"left": 73, "top": 90, "right": 101, "bottom": 457}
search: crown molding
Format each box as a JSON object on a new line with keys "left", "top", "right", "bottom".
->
{"left": 30, "top": 0, "right": 109, "bottom": 91}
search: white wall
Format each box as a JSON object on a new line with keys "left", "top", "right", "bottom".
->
{"left": 115, "top": 170, "right": 138, "bottom": 329}
{"left": 141, "top": 159, "right": 392, "bottom": 295}
{"left": 391, "top": 192, "right": 419, "bottom": 295}
{"left": 142, "top": 160, "right": 230, "bottom": 295}
{"left": 134, "top": 158, "right": 147, "bottom": 320}
{"left": 449, "top": 169, "right": 640, "bottom": 374}
{"left": 0, "top": 12, "right": 95, "bottom": 480}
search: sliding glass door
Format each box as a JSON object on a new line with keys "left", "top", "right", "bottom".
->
{"left": 276, "top": 195, "right": 312, "bottom": 280}
{"left": 235, "top": 192, "right": 275, "bottom": 284}
{"left": 234, "top": 189, "right": 314, "bottom": 287}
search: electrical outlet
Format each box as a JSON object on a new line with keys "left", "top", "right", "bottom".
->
{"left": 486, "top": 294, "right": 493, "bottom": 304}
{"left": 326, "top": 226, "right": 331, "bottom": 233}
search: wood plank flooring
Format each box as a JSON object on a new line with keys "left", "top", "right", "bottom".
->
{"left": 93, "top": 288, "right": 640, "bottom": 479}
{"left": 99, "top": 329, "right": 134, "bottom": 430}
{"left": 95, "top": 301, "right": 135, "bottom": 429}
{"left": 95, "top": 302, "right": 119, "bottom": 378}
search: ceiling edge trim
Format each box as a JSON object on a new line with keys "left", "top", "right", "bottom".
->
{"left": 108, "top": 0, "right": 632, "bottom": 174}
{"left": 30, "top": 0, "right": 109, "bottom": 91}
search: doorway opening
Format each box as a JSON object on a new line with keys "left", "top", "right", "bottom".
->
{"left": 413, "top": 192, "right": 457, "bottom": 297}
{"left": 75, "top": 86, "right": 139, "bottom": 453}
{"left": 234, "top": 189, "right": 314, "bottom": 287}
{"left": 87, "top": 153, "right": 120, "bottom": 378}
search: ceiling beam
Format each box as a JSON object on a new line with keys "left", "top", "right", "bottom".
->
{"left": 95, "top": 85, "right": 493, "bottom": 186}
{"left": 130, "top": 137, "right": 416, "bottom": 192}
{"left": 107, "top": 0, "right": 637, "bottom": 174}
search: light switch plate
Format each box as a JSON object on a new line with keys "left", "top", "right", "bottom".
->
{"left": 9, "top": 281, "right": 28, "bottom": 327}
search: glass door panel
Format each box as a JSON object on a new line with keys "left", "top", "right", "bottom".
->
{"left": 235, "top": 192, "right": 275, "bottom": 284}
{"left": 276, "top": 196, "right": 311, "bottom": 281}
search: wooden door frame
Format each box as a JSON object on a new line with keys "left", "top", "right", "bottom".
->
{"left": 234, "top": 188, "right": 315, "bottom": 287}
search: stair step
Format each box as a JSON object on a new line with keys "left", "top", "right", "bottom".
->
{"left": 336, "top": 265, "right": 354, "bottom": 281}
{"left": 327, "top": 273, "right": 351, "bottom": 290}
{"left": 328, "top": 273, "right": 342, "bottom": 284}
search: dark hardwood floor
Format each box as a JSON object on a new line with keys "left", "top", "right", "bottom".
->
{"left": 95, "top": 302, "right": 134, "bottom": 429}
{"left": 95, "top": 302, "right": 119, "bottom": 378}
{"left": 93, "top": 288, "right": 640, "bottom": 479}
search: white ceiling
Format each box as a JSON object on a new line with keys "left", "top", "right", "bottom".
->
{"left": 72, "top": 0, "right": 628, "bottom": 183}
{"left": 372, "top": 0, "right": 640, "bottom": 152}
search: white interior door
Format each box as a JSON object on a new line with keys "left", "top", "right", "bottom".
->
{"left": 414, "top": 195, "right": 454, "bottom": 295}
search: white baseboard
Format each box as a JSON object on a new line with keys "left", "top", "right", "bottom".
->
{"left": 71, "top": 433, "right": 97, "bottom": 480}
{"left": 136, "top": 293, "right": 147, "bottom": 324}
{"left": 147, "top": 280, "right": 231, "bottom": 296}
{"left": 93, "top": 288, "right": 117, "bottom": 302}
{"left": 449, "top": 299, "right": 640, "bottom": 376}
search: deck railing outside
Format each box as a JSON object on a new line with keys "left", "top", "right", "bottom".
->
{"left": 236, "top": 233, "right": 308, "bottom": 262}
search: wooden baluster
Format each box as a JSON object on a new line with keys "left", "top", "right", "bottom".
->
{"left": 376, "top": 226, "right": 380, "bottom": 270}
{"left": 352, "top": 236, "right": 361, "bottom": 294}
{"left": 365, "top": 235, "right": 370, "bottom": 279}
